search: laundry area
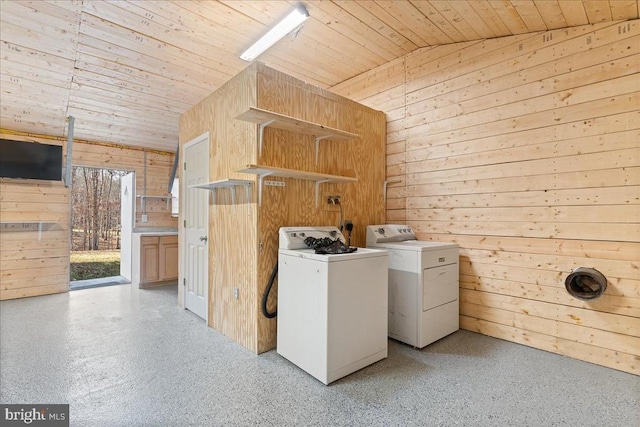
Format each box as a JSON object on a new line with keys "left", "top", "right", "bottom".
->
{"left": 1, "top": 2, "right": 638, "bottom": 425}
{"left": 178, "top": 62, "right": 427, "bottom": 384}
{"left": 175, "top": 58, "right": 639, "bottom": 387}
{"left": 178, "top": 62, "right": 388, "bottom": 360}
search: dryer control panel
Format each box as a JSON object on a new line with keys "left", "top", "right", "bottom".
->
{"left": 366, "top": 224, "right": 416, "bottom": 244}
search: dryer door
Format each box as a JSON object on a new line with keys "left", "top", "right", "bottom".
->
{"left": 423, "top": 263, "right": 459, "bottom": 311}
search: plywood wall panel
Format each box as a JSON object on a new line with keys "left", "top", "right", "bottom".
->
{"left": 180, "top": 63, "right": 385, "bottom": 354}
{"left": 210, "top": 69, "right": 257, "bottom": 352}
{"left": 331, "top": 19, "right": 640, "bottom": 374}
{"left": 252, "top": 64, "right": 386, "bottom": 353}
{"left": 178, "top": 62, "right": 258, "bottom": 351}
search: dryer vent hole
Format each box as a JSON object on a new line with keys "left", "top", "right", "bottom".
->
{"left": 565, "top": 267, "right": 607, "bottom": 300}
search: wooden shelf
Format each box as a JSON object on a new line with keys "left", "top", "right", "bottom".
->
{"left": 235, "top": 107, "right": 358, "bottom": 162}
{"left": 189, "top": 179, "right": 252, "bottom": 190}
{"left": 237, "top": 164, "right": 357, "bottom": 207}
{"left": 189, "top": 179, "right": 252, "bottom": 213}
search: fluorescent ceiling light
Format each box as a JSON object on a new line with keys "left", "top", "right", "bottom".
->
{"left": 240, "top": 5, "right": 309, "bottom": 61}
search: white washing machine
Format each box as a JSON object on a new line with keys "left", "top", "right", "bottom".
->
{"left": 367, "top": 224, "right": 459, "bottom": 348}
{"left": 277, "top": 226, "right": 388, "bottom": 385}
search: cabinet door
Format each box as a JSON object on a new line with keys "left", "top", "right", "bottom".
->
{"left": 159, "top": 235, "right": 179, "bottom": 281}
{"left": 141, "top": 236, "right": 160, "bottom": 283}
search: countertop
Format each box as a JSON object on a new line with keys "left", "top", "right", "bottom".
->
{"left": 132, "top": 227, "right": 178, "bottom": 236}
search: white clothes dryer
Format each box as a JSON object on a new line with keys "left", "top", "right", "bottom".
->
{"left": 367, "top": 224, "right": 459, "bottom": 348}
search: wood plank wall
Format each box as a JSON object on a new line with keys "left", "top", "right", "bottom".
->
{"left": 332, "top": 20, "right": 640, "bottom": 375}
{"left": 1, "top": 177, "right": 69, "bottom": 300}
{"left": 0, "top": 130, "right": 177, "bottom": 300}
{"left": 179, "top": 63, "right": 386, "bottom": 353}
{"left": 72, "top": 139, "right": 177, "bottom": 227}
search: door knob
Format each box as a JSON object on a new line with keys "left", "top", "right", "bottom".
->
{"left": 200, "top": 236, "right": 208, "bottom": 242}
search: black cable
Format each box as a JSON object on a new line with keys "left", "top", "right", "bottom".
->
{"left": 345, "top": 221, "right": 354, "bottom": 247}
{"left": 334, "top": 197, "right": 343, "bottom": 231}
{"left": 261, "top": 262, "right": 278, "bottom": 318}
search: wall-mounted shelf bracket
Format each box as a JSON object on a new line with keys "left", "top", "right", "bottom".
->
{"left": 315, "top": 135, "right": 331, "bottom": 165}
{"left": 383, "top": 179, "right": 402, "bottom": 203}
{"left": 258, "top": 119, "right": 276, "bottom": 157}
{"left": 137, "top": 195, "right": 171, "bottom": 213}
{"left": 237, "top": 164, "right": 357, "bottom": 208}
{"left": 314, "top": 179, "right": 331, "bottom": 208}
{"left": 256, "top": 172, "right": 273, "bottom": 206}
{"left": 189, "top": 179, "right": 252, "bottom": 215}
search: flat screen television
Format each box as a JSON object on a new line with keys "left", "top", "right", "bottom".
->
{"left": 0, "top": 139, "right": 63, "bottom": 181}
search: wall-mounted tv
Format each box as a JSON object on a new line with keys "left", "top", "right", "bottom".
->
{"left": 0, "top": 139, "right": 63, "bottom": 181}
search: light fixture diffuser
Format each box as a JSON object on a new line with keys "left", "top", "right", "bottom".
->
{"left": 240, "top": 5, "right": 309, "bottom": 61}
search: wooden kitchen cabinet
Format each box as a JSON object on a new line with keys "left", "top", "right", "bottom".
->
{"left": 159, "top": 235, "right": 178, "bottom": 280}
{"left": 140, "top": 235, "right": 178, "bottom": 288}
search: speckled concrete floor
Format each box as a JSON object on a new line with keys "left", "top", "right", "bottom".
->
{"left": 1, "top": 285, "right": 638, "bottom": 427}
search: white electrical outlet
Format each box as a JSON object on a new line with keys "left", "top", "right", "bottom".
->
{"left": 234, "top": 288, "right": 239, "bottom": 299}
{"left": 141, "top": 214, "right": 148, "bottom": 223}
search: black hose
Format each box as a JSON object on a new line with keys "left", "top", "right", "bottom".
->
{"left": 261, "top": 262, "right": 278, "bottom": 318}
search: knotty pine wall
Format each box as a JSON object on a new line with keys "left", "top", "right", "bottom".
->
{"left": 179, "top": 63, "right": 386, "bottom": 353}
{"left": 332, "top": 20, "right": 639, "bottom": 375}
{"left": 0, "top": 130, "right": 177, "bottom": 300}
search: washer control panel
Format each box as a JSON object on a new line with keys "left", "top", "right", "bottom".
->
{"left": 366, "top": 224, "right": 416, "bottom": 244}
{"left": 279, "top": 226, "right": 345, "bottom": 250}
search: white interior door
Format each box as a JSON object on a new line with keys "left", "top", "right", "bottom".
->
{"left": 119, "top": 172, "right": 135, "bottom": 280}
{"left": 183, "top": 134, "right": 209, "bottom": 320}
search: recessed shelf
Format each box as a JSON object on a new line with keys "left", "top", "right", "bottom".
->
{"left": 235, "top": 107, "right": 358, "bottom": 162}
{"left": 237, "top": 164, "right": 357, "bottom": 207}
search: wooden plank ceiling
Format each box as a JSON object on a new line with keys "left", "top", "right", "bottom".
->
{"left": 1, "top": 1, "right": 637, "bottom": 152}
